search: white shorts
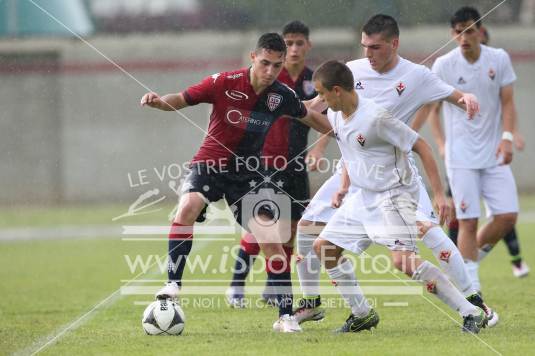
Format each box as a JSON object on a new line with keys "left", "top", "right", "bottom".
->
{"left": 301, "top": 172, "right": 438, "bottom": 224}
{"left": 320, "top": 187, "right": 419, "bottom": 255}
{"left": 447, "top": 165, "right": 519, "bottom": 219}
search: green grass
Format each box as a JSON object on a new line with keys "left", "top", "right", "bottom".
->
{"left": 1, "top": 200, "right": 534, "bottom": 355}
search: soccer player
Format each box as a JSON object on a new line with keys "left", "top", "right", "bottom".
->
{"left": 140, "top": 33, "right": 332, "bottom": 333}
{"left": 226, "top": 21, "right": 319, "bottom": 308}
{"left": 429, "top": 23, "right": 529, "bottom": 278}
{"left": 311, "top": 60, "right": 486, "bottom": 333}
{"left": 426, "top": 7, "right": 521, "bottom": 292}
{"left": 294, "top": 14, "right": 497, "bottom": 327}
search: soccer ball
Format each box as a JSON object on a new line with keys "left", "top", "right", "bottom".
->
{"left": 142, "top": 299, "right": 185, "bottom": 335}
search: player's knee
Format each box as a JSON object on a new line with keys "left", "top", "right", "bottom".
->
{"left": 459, "top": 218, "right": 478, "bottom": 234}
{"left": 298, "top": 219, "right": 313, "bottom": 227}
{"left": 391, "top": 253, "right": 416, "bottom": 276}
{"left": 496, "top": 213, "right": 517, "bottom": 232}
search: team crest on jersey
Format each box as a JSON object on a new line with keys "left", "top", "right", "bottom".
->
{"left": 355, "top": 81, "right": 364, "bottom": 90}
{"left": 426, "top": 281, "right": 437, "bottom": 294}
{"left": 356, "top": 133, "right": 366, "bottom": 147}
{"left": 302, "top": 80, "right": 315, "bottom": 96}
{"left": 488, "top": 68, "right": 496, "bottom": 80}
{"left": 439, "top": 250, "right": 451, "bottom": 263}
{"left": 457, "top": 76, "right": 466, "bottom": 84}
{"left": 460, "top": 201, "right": 468, "bottom": 213}
{"left": 395, "top": 82, "right": 406, "bottom": 96}
{"left": 267, "top": 93, "right": 283, "bottom": 111}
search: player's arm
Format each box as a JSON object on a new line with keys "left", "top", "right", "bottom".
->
{"left": 331, "top": 163, "right": 350, "bottom": 208}
{"left": 412, "top": 138, "right": 448, "bottom": 226}
{"left": 306, "top": 133, "right": 331, "bottom": 171}
{"left": 303, "top": 95, "right": 328, "bottom": 113}
{"left": 426, "top": 101, "right": 446, "bottom": 159}
{"left": 140, "top": 92, "right": 190, "bottom": 111}
{"left": 497, "top": 84, "right": 515, "bottom": 164}
{"left": 410, "top": 105, "right": 430, "bottom": 132}
{"left": 298, "top": 109, "right": 334, "bottom": 137}
{"left": 444, "top": 89, "right": 479, "bottom": 119}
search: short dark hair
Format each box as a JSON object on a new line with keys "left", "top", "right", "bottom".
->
{"left": 451, "top": 6, "right": 481, "bottom": 28}
{"left": 481, "top": 25, "right": 489, "bottom": 44}
{"left": 362, "top": 14, "right": 399, "bottom": 40}
{"left": 282, "top": 20, "right": 310, "bottom": 39}
{"left": 312, "top": 60, "right": 354, "bottom": 92}
{"left": 256, "top": 32, "right": 286, "bottom": 54}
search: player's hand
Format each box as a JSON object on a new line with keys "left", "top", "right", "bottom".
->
{"left": 514, "top": 131, "right": 525, "bottom": 151}
{"left": 447, "top": 196, "right": 456, "bottom": 223}
{"left": 140, "top": 92, "right": 163, "bottom": 109}
{"left": 496, "top": 139, "right": 513, "bottom": 165}
{"left": 306, "top": 149, "right": 325, "bottom": 171}
{"left": 331, "top": 189, "right": 348, "bottom": 208}
{"left": 434, "top": 192, "right": 449, "bottom": 226}
{"left": 458, "top": 93, "right": 479, "bottom": 119}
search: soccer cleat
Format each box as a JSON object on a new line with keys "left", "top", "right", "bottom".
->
{"left": 512, "top": 261, "right": 530, "bottom": 278}
{"left": 272, "top": 314, "right": 302, "bottom": 333}
{"left": 294, "top": 305, "right": 325, "bottom": 324}
{"left": 225, "top": 287, "right": 246, "bottom": 308}
{"left": 335, "top": 308, "right": 379, "bottom": 333}
{"left": 155, "top": 281, "right": 180, "bottom": 300}
{"left": 466, "top": 293, "right": 498, "bottom": 328}
{"left": 462, "top": 308, "right": 487, "bottom": 334}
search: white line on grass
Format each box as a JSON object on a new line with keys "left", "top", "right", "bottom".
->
{"left": 18, "top": 237, "right": 213, "bottom": 355}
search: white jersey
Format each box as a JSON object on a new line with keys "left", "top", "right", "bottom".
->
{"left": 346, "top": 56, "right": 454, "bottom": 125}
{"left": 432, "top": 45, "right": 516, "bottom": 169}
{"left": 327, "top": 97, "right": 419, "bottom": 192}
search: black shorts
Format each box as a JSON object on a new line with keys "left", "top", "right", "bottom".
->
{"left": 182, "top": 164, "right": 309, "bottom": 227}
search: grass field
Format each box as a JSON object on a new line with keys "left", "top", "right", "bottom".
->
{"left": 1, "top": 199, "right": 534, "bottom": 356}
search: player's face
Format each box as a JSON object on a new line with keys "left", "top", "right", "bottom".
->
{"left": 452, "top": 20, "right": 481, "bottom": 54}
{"left": 314, "top": 80, "right": 341, "bottom": 111}
{"left": 361, "top": 32, "right": 398, "bottom": 73}
{"left": 250, "top": 49, "right": 285, "bottom": 86}
{"left": 283, "top": 33, "right": 311, "bottom": 66}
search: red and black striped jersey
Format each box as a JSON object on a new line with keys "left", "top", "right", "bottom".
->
{"left": 182, "top": 67, "right": 307, "bottom": 167}
{"left": 262, "top": 66, "right": 316, "bottom": 171}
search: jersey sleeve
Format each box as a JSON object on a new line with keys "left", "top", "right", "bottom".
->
{"left": 285, "top": 87, "right": 308, "bottom": 119}
{"left": 498, "top": 49, "right": 516, "bottom": 87}
{"left": 421, "top": 64, "right": 454, "bottom": 102}
{"left": 182, "top": 73, "right": 220, "bottom": 105}
{"left": 376, "top": 108, "right": 419, "bottom": 154}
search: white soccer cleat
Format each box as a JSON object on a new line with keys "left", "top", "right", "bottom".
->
{"left": 486, "top": 309, "right": 499, "bottom": 328}
{"left": 513, "top": 261, "right": 530, "bottom": 278}
{"left": 273, "top": 314, "right": 302, "bottom": 333}
{"left": 225, "top": 287, "right": 246, "bottom": 309}
{"left": 155, "top": 281, "right": 180, "bottom": 300}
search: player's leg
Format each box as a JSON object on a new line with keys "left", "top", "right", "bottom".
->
{"left": 503, "top": 227, "right": 530, "bottom": 277}
{"left": 416, "top": 179, "right": 475, "bottom": 297}
{"left": 156, "top": 191, "right": 208, "bottom": 300}
{"left": 314, "top": 195, "right": 378, "bottom": 333}
{"left": 294, "top": 173, "right": 342, "bottom": 322}
{"left": 392, "top": 251, "right": 486, "bottom": 333}
{"left": 476, "top": 165, "right": 519, "bottom": 261}
{"left": 226, "top": 232, "right": 260, "bottom": 308}
{"left": 446, "top": 184, "right": 459, "bottom": 245}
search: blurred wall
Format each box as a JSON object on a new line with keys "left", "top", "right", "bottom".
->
{"left": 0, "top": 27, "right": 534, "bottom": 205}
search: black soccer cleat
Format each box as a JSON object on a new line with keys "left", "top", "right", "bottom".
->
{"left": 462, "top": 308, "right": 487, "bottom": 334}
{"left": 335, "top": 308, "right": 379, "bottom": 333}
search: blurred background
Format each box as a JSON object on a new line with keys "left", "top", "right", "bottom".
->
{"left": 1, "top": 0, "right": 534, "bottom": 207}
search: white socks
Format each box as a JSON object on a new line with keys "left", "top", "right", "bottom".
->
{"left": 464, "top": 259, "right": 481, "bottom": 293}
{"left": 296, "top": 232, "right": 322, "bottom": 298}
{"left": 326, "top": 259, "right": 370, "bottom": 317}
{"left": 413, "top": 261, "right": 479, "bottom": 317}
{"left": 422, "top": 226, "right": 475, "bottom": 297}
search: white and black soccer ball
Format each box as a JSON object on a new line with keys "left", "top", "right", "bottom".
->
{"left": 142, "top": 299, "right": 185, "bottom": 335}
